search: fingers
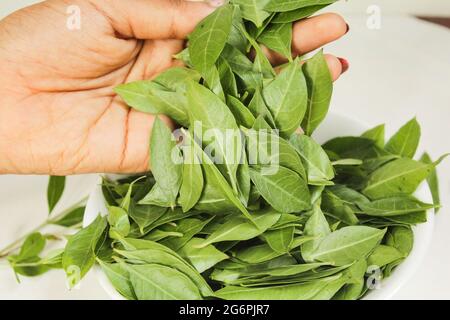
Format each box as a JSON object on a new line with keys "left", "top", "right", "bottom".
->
{"left": 92, "top": 0, "right": 220, "bottom": 40}
{"left": 292, "top": 13, "right": 348, "bottom": 56}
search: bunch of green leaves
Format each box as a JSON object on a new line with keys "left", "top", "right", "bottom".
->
{"left": 11, "top": 0, "right": 445, "bottom": 300}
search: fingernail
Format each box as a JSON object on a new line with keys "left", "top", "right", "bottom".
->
{"left": 345, "top": 23, "right": 350, "bottom": 34}
{"left": 338, "top": 57, "right": 349, "bottom": 74}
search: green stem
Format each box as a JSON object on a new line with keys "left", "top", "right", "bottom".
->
{"left": 0, "top": 197, "right": 87, "bottom": 258}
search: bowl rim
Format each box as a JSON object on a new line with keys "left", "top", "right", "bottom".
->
{"left": 83, "top": 111, "right": 435, "bottom": 300}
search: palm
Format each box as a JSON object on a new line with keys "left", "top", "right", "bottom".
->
{"left": 0, "top": 2, "right": 180, "bottom": 174}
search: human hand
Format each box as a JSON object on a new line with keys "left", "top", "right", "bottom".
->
{"left": 0, "top": 0, "right": 348, "bottom": 175}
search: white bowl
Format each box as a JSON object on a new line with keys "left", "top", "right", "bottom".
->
{"left": 84, "top": 112, "right": 434, "bottom": 300}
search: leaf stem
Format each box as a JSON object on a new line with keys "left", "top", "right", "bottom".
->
{"left": 0, "top": 197, "right": 87, "bottom": 258}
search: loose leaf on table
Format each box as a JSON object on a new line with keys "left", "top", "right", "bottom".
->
{"left": 385, "top": 118, "right": 421, "bottom": 158}
{"left": 357, "top": 196, "right": 436, "bottom": 217}
{"left": 178, "top": 145, "right": 204, "bottom": 213}
{"left": 290, "top": 134, "right": 335, "bottom": 185}
{"left": 309, "top": 226, "right": 386, "bottom": 266}
{"left": 263, "top": 59, "right": 307, "bottom": 136}
{"left": 47, "top": 176, "right": 66, "bottom": 214}
{"left": 99, "top": 261, "right": 136, "bottom": 300}
{"left": 189, "top": 4, "right": 235, "bottom": 74}
{"left": 124, "top": 263, "right": 202, "bottom": 300}
{"left": 258, "top": 22, "right": 293, "bottom": 60}
{"left": 362, "top": 158, "right": 435, "bottom": 199}
{"left": 140, "top": 117, "right": 182, "bottom": 208}
{"left": 264, "top": 0, "right": 337, "bottom": 12}
{"left": 196, "top": 209, "right": 281, "bottom": 248}
{"left": 361, "top": 124, "right": 385, "bottom": 148}
{"left": 233, "top": 0, "right": 271, "bottom": 28}
{"left": 178, "top": 238, "right": 228, "bottom": 273}
{"left": 62, "top": 215, "right": 107, "bottom": 286}
{"left": 301, "top": 50, "right": 333, "bottom": 136}
{"left": 249, "top": 166, "right": 310, "bottom": 213}
{"left": 421, "top": 152, "right": 441, "bottom": 213}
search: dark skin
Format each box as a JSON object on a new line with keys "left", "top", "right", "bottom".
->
{"left": 0, "top": 0, "right": 348, "bottom": 175}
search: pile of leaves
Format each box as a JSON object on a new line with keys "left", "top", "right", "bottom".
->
{"left": 1, "top": 0, "right": 446, "bottom": 300}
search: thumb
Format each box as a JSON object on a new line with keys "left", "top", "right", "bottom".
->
{"left": 96, "top": 0, "right": 224, "bottom": 40}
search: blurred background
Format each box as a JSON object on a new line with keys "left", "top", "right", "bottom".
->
{"left": 0, "top": 0, "right": 449, "bottom": 300}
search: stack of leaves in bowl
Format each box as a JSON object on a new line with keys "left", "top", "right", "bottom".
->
{"left": 3, "top": 0, "right": 446, "bottom": 300}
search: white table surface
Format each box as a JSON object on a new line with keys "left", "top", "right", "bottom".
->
{"left": 0, "top": 3, "right": 449, "bottom": 299}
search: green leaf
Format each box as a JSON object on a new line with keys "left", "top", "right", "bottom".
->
{"left": 124, "top": 264, "right": 202, "bottom": 300}
{"left": 357, "top": 196, "right": 436, "bottom": 217}
{"left": 115, "top": 81, "right": 190, "bottom": 127}
{"left": 217, "top": 57, "right": 239, "bottom": 97}
{"left": 264, "top": 0, "right": 337, "bottom": 13}
{"left": 197, "top": 209, "right": 281, "bottom": 248}
{"left": 363, "top": 158, "right": 433, "bottom": 199}
{"left": 301, "top": 50, "right": 333, "bottom": 135}
{"left": 301, "top": 204, "right": 331, "bottom": 262}
{"left": 248, "top": 89, "right": 276, "bottom": 127}
{"left": 214, "top": 275, "right": 340, "bottom": 300}
{"left": 249, "top": 166, "right": 310, "bottom": 213}
{"left": 361, "top": 124, "right": 385, "bottom": 148}
{"left": 234, "top": 243, "right": 282, "bottom": 264}
{"left": 179, "top": 146, "right": 204, "bottom": 213}
{"left": 107, "top": 206, "right": 130, "bottom": 240}
{"left": 202, "top": 65, "right": 225, "bottom": 101}
{"left": 309, "top": 226, "right": 386, "bottom": 266}
{"left": 178, "top": 238, "right": 228, "bottom": 273}
{"left": 187, "top": 81, "right": 241, "bottom": 193}
{"left": 263, "top": 60, "right": 307, "bottom": 136}
{"left": 233, "top": 0, "right": 271, "bottom": 27}
{"left": 245, "top": 129, "right": 306, "bottom": 178}
{"left": 290, "top": 134, "right": 335, "bottom": 185}
{"left": 160, "top": 218, "right": 212, "bottom": 251}
{"left": 189, "top": 4, "right": 235, "bottom": 73}
{"left": 17, "top": 233, "right": 46, "bottom": 261}
{"left": 47, "top": 176, "right": 66, "bottom": 214}
{"left": 385, "top": 118, "right": 421, "bottom": 158}
{"left": 420, "top": 153, "right": 441, "bottom": 213}
{"left": 367, "top": 245, "right": 404, "bottom": 268}
{"left": 258, "top": 23, "right": 293, "bottom": 59}
{"left": 227, "top": 95, "right": 256, "bottom": 128}
{"left": 272, "top": 4, "right": 330, "bottom": 23}
{"left": 141, "top": 117, "right": 182, "bottom": 208}
{"left": 117, "top": 240, "right": 213, "bottom": 297}
{"left": 183, "top": 130, "right": 253, "bottom": 221}
{"left": 385, "top": 226, "right": 414, "bottom": 257}
{"left": 62, "top": 215, "right": 107, "bottom": 286}
{"left": 99, "top": 261, "right": 136, "bottom": 300}
{"left": 129, "top": 204, "right": 167, "bottom": 234}
{"left": 50, "top": 206, "right": 85, "bottom": 227}
{"left": 263, "top": 227, "right": 294, "bottom": 253}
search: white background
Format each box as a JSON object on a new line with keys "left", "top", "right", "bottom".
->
{"left": 0, "top": 0, "right": 449, "bottom": 299}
